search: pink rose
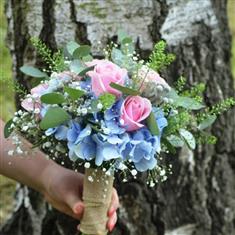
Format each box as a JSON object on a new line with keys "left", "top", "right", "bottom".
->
{"left": 138, "top": 65, "right": 171, "bottom": 91}
{"left": 120, "top": 96, "right": 152, "bottom": 131}
{"left": 86, "top": 59, "right": 127, "bottom": 97}
{"left": 21, "top": 83, "right": 48, "bottom": 112}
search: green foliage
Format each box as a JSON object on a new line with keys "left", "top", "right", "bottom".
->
{"left": 4, "top": 118, "right": 13, "bottom": 138}
{"left": 149, "top": 40, "right": 175, "bottom": 72}
{"left": 174, "top": 76, "right": 187, "bottom": 93}
{"left": 197, "top": 97, "right": 235, "bottom": 123}
{"left": 73, "top": 45, "right": 91, "bottom": 59}
{"left": 40, "top": 92, "right": 66, "bottom": 104}
{"left": 181, "top": 83, "right": 206, "bottom": 102}
{"left": 40, "top": 107, "right": 70, "bottom": 130}
{"left": 110, "top": 82, "right": 140, "bottom": 95}
{"left": 30, "top": 37, "right": 65, "bottom": 72}
{"left": 98, "top": 93, "right": 116, "bottom": 110}
{"left": 64, "top": 86, "right": 85, "bottom": 100}
{"left": 20, "top": 65, "right": 48, "bottom": 78}
{"left": 146, "top": 112, "right": 160, "bottom": 135}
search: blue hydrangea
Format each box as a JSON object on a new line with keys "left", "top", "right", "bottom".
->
{"left": 92, "top": 133, "right": 130, "bottom": 166}
{"left": 67, "top": 121, "right": 96, "bottom": 162}
{"left": 120, "top": 108, "right": 168, "bottom": 172}
{"left": 103, "top": 99, "right": 125, "bottom": 135}
{"left": 45, "top": 125, "right": 68, "bottom": 141}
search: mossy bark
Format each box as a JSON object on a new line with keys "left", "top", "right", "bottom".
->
{"left": 2, "top": 0, "right": 235, "bottom": 235}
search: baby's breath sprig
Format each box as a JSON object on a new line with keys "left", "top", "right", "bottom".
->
{"left": 181, "top": 83, "right": 206, "bottom": 102}
{"left": 30, "top": 37, "right": 65, "bottom": 72}
{"left": 174, "top": 76, "right": 187, "bottom": 93}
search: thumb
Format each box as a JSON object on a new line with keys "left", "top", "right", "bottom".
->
{"left": 65, "top": 194, "right": 84, "bottom": 217}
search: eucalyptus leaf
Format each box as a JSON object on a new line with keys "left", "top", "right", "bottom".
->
{"left": 166, "top": 134, "right": 185, "bottom": 147}
{"left": 40, "top": 92, "right": 66, "bottom": 104}
{"left": 20, "top": 66, "right": 47, "bottom": 78}
{"left": 78, "top": 65, "right": 95, "bottom": 76}
{"left": 122, "top": 37, "right": 133, "bottom": 44}
{"left": 66, "top": 41, "right": 80, "bottom": 55}
{"left": 73, "top": 45, "right": 91, "bottom": 59}
{"left": 117, "top": 29, "right": 128, "bottom": 43}
{"left": 70, "top": 60, "right": 85, "bottom": 74}
{"left": 174, "top": 97, "right": 204, "bottom": 110}
{"left": 64, "top": 86, "right": 85, "bottom": 100}
{"left": 40, "top": 107, "right": 70, "bottom": 130}
{"left": 179, "top": 129, "right": 196, "bottom": 150}
{"left": 4, "top": 118, "right": 13, "bottom": 138}
{"left": 146, "top": 112, "right": 160, "bottom": 136}
{"left": 198, "top": 115, "right": 217, "bottom": 130}
{"left": 110, "top": 82, "right": 140, "bottom": 96}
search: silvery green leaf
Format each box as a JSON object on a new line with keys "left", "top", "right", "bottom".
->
{"left": 174, "top": 97, "right": 204, "bottom": 110}
{"left": 66, "top": 41, "right": 80, "bottom": 55}
{"left": 20, "top": 66, "right": 47, "bottom": 78}
{"left": 69, "top": 60, "right": 85, "bottom": 74}
{"left": 198, "top": 115, "right": 217, "bottom": 130}
{"left": 166, "top": 134, "right": 185, "bottom": 147}
{"left": 179, "top": 129, "right": 196, "bottom": 150}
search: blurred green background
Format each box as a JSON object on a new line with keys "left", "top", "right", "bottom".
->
{"left": 0, "top": 0, "right": 235, "bottom": 225}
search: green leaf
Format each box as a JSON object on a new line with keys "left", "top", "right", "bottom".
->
{"left": 117, "top": 29, "right": 128, "bottom": 43}
{"left": 146, "top": 112, "right": 160, "bottom": 136}
{"left": 110, "top": 82, "right": 140, "bottom": 96}
{"left": 179, "top": 129, "right": 196, "bottom": 150}
{"left": 166, "top": 134, "right": 184, "bottom": 147}
{"left": 64, "top": 86, "right": 85, "bottom": 100}
{"left": 40, "top": 92, "right": 66, "bottom": 104}
{"left": 20, "top": 66, "right": 47, "bottom": 78}
{"left": 174, "top": 97, "right": 204, "bottom": 110}
{"left": 4, "top": 119, "right": 13, "bottom": 138}
{"left": 66, "top": 41, "right": 80, "bottom": 55}
{"left": 70, "top": 60, "right": 85, "bottom": 74}
{"left": 73, "top": 45, "right": 91, "bottom": 59}
{"left": 122, "top": 37, "right": 133, "bottom": 44}
{"left": 198, "top": 115, "right": 217, "bottom": 130}
{"left": 40, "top": 107, "right": 70, "bottom": 130}
{"left": 78, "top": 65, "right": 95, "bottom": 76}
{"left": 82, "top": 54, "right": 93, "bottom": 62}
{"left": 90, "top": 99, "right": 99, "bottom": 113}
{"left": 98, "top": 93, "right": 116, "bottom": 110}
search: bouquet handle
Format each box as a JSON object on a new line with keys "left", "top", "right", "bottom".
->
{"left": 80, "top": 168, "right": 114, "bottom": 235}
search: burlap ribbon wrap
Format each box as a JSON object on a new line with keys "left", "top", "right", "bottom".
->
{"left": 80, "top": 168, "right": 114, "bottom": 235}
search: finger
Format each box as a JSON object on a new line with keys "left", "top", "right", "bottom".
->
{"left": 108, "top": 188, "right": 119, "bottom": 217}
{"left": 107, "top": 212, "right": 117, "bottom": 232}
{"left": 65, "top": 193, "right": 84, "bottom": 217}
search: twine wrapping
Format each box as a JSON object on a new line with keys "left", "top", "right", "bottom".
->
{"left": 80, "top": 168, "right": 114, "bottom": 235}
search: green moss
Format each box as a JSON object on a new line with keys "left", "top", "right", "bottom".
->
{"left": 79, "top": 2, "right": 107, "bottom": 19}
{"left": 0, "top": 0, "right": 15, "bottom": 121}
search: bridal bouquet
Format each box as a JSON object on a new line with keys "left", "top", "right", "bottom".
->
{"left": 4, "top": 32, "right": 234, "bottom": 235}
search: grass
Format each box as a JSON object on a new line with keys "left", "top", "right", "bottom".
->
{"left": 0, "top": 0, "right": 234, "bottom": 227}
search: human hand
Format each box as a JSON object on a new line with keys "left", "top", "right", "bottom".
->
{"left": 41, "top": 161, "right": 119, "bottom": 232}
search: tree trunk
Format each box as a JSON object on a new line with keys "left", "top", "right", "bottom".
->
{"left": 2, "top": 0, "right": 235, "bottom": 235}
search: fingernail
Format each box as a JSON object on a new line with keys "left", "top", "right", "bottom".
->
{"left": 108, "top": 206, "right": 115, "bottom": 216}
{"left": 75, "top": 204, "right": 83, "bottom": 214}
{"left": 109, "top": 223, "right": 115, "bottom": 232}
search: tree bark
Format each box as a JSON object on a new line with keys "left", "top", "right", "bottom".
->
{"left": 2, "top": 0, "right": 235, "bottom": 235}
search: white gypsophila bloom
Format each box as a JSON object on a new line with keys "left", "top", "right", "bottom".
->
{"left": 84, "top": 162, "right": 91, "bottom": 168}
{"left": 13, "top": 117, "right": 18, "bottom": 122}
{"left": 18, "top": 110, "right": 23, "bottom": 115}
{"left": 106, "top": 170, "right": 111, "bottom": 176}
{"left": 44, "top": 142, "right": 51, "bottom": 148}
{"left": 22, "top": 126, "right": 29, "bottom": 132}
{"left": 8, "top": 150, "right": 14, "bottom": 156}
{"left": 97, "top": 103, "right": 103, "bottom": 110}
{"left": 88, "top": 176, "right": 94, "bottom": 182}
{"left": 119, "top": 119, "right": 124, "bottom": 125}
{"left": 160, "top": 169, "right": 166, "bottom": 176}
{"left": 150, "top": 181, "right": 155, "bottom": 187}
{"left": 16, "top": 146, "right": 23, "bottom": 155}
{"left": 131, "top": 169, "right": 138, "bottom": 176}
{"left": 81, "top": 108, "right": 88, "bottom": 115}
{"left": 118, "top": 162, "right": 127, "bottom": 170}
{"left": 34, "top": 108, "right": 41, "bottom": 114}
{"left": 10, "top": 123, "right": 15, "bottom": 129}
